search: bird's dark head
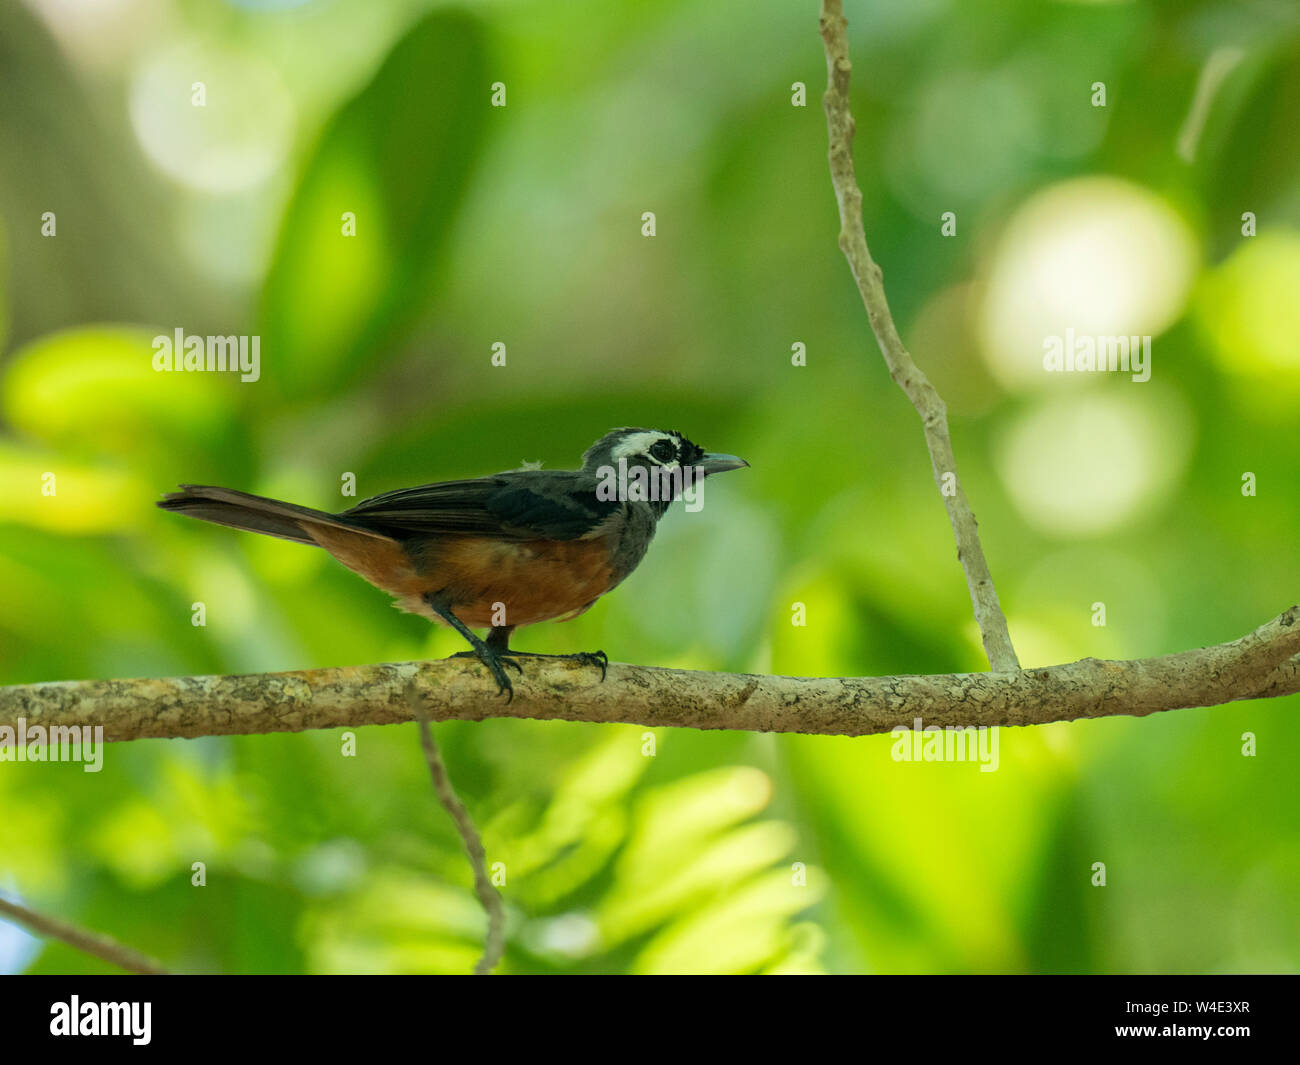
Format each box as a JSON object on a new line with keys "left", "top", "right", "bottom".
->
{"left": 581, "top": 427, "right": 748, "bottom": 479}
{"left": 581, "top": 427, "right": 748, "bottom": 518}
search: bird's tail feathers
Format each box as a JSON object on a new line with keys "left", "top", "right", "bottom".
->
{"left": 157, "top": 485, "right": 392, "bottom": 546}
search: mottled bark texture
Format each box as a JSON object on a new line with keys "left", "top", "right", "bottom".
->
{"left": 2, "top": 606, "right": 1296, "bottom": 741}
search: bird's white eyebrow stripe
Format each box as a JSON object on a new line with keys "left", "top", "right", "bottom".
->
{"left": 610, "top": 431, "right": 675, "bottom": 463}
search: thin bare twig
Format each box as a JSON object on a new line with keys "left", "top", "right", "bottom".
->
{"left": 407, "top": 684, "right": 506, "bottom": 975}
{"left": 0, "top": 895, "right": 171, "bottom": 975}
{"left": 818, "top": 0, "right": 1019, "bottom": 671}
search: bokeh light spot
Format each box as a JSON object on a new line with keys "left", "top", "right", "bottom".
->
{"left": 979, "top": 177, "right": 1198, "bottom": 391}
{"left": 129, "top": 42, "right": 294, "bottom": 194}
{"left": 995, "top": 389, "right": 1192, "bottom": 536}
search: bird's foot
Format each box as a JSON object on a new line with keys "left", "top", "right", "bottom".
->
{"left": 500, "top": 649, "right": 609, "bottom": 682}
{"left": 449, "top": 647, "right": 524, "bottom": 702}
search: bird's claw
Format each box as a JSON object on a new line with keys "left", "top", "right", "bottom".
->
{"left": 500, "top": 649, "right": 608, "bottom": 681}
{"left": 449, "top": 647, "right": 606, "bottom": 699}
{"left": 451, "top": 648, "right": 523, "bottom": 701}
{"left": 575, "top": 650, "right": 608, "bottom": 681}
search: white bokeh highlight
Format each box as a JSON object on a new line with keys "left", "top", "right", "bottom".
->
{"left": 129, "top": 42, "right": 294, "bottom": 194}
{"left": 995, "top": 390, "right": 1192, "bottom": 537}
{"left": 978, "top": 177, "right": 1198, "bottom": 391}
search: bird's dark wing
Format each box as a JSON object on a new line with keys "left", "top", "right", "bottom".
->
{"left": 340, "top": 471, "right": 620, "bottom": 541}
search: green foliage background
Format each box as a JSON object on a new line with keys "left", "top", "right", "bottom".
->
{"left": 1, "top": 0, "right": 1298, "bottom": 974}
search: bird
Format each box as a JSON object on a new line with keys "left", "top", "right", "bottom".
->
{"left": 158, "top": 427, "right": 749, "bottom": 700}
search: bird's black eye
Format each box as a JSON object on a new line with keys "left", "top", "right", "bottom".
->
{"left": 649, "top": 439, "right": 677, "bottom": 462}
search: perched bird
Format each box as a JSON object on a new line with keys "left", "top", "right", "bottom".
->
{"left": 158, "top": 427, "right": 748, "bottom": 699}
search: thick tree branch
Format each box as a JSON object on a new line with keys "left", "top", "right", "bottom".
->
{"left": 2, "top": 607, "right": 1296, "bottom": 740}
{"left": 819, "top": 0, "right": 1019, "bottom": 671}
{"left": 0, "top": 895, "right": 171, "bottom": 975}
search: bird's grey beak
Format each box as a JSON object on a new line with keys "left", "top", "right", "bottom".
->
{"left": 699, "top": 452, "right": 749, "bottom": 476}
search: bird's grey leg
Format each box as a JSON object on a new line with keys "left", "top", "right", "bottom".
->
{"left": 484, "top": 625, "right": 515, "bottom": 655}
{"left": 425, "top": 595, "right": 522, "bottom": 702}
{"left": 430, "top": 602, "right": 607, "bottom": 687}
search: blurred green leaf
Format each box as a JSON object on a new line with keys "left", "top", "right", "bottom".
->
{"left": 1, "top": 326, "right": 238, "bottom": 463}
{"left": 258, "top": 9, "right": 492, "bottom": 398}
